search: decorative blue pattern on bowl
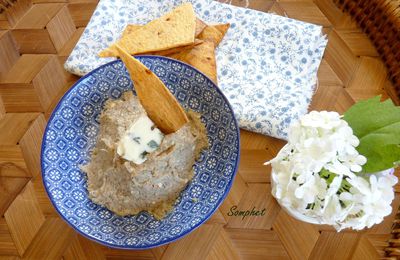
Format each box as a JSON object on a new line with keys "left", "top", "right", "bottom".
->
{"left": 41, "top": 56, "right": 240, "bottom": 249}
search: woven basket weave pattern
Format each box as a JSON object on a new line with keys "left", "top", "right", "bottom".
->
{"left": 0, "top": 0, "right": 17, "bottom": 13}
{"left": 334, "top": 0, "right": 400, "bottom": 101}
{"left": 0, "top": 0, "right": 398, "bottom": 259}
{"left": 335, "top": 2, "right": 400, "bottom": 257}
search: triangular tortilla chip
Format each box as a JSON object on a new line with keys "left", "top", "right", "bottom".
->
{"left": 169, "top": 41, "right": 217, "bottom": 83}
{"left": 114, "top": 18, "right": 205, "bottom": 57}
{"left": 120, "top": 24, "right": 142, "bottom": 39}
{"left": 99, "top": 3, "right": 196, "bottom": 57}
{"left": 146, "top": 39, "right": 203, "bottom": 56}
{"left": 121, "top": 17, "right": 206, "bottom": 40}
{"left": 195, "top": 18, "right": 207, "bottom": 36}
{"left": 213, "top": 23, "right": 230, "bottom": 37}
{"left": 114, "top": 45, "right": 188, "bottom": 133}
{"left": 197, "top": 23, "right": 230, "bottom": 47}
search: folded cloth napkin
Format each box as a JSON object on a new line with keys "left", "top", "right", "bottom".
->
{"left": 64, "top": 0, "right": 327, "bottom": 140}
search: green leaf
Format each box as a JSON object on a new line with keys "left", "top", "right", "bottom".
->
{"left": 358, "top": 144, "right": 400, "bottom": 172}
{"left": 343, "top": 96, "right": 400, "bottom": 173}
{"left": 320, "top": 168, "right": 337, "bottom": 185}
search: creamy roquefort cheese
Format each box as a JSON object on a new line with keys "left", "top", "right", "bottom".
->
{"left": 117, "top": 116, "right": 164, "bottom": 164}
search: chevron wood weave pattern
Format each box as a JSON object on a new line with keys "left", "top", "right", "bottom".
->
{"left": 0, "top": 0, "right": 399, "bottom": 259}
{"left": 333, "top": 0, "right": 400, "bottom": 105}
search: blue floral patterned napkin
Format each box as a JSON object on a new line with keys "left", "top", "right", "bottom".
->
{"left": 64, "top": 0, "right": 327, "bottom": 140}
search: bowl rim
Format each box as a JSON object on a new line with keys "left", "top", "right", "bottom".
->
{"left": 40, "top": 55, "right": 241, "bottom": 249}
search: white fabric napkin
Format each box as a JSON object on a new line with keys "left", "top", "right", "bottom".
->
{"left": 64, "top": 0, "right": 327, "bottom": 140}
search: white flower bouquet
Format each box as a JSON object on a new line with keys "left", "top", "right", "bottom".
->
{"left": 267, "top": 97, "right": 400, "bottom": 231}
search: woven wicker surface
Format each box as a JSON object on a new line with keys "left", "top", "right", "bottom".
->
{"left": 0, "top": 0, "right": 399, "bottom": 259}
{"left": 334, "top": 0, "right": 400, "bottom": 105}
{"left": 332, "top": 2, "right": 400, "bottom": 256}
{"left": 0, "top": 1, "right": 16, "bottom": 14}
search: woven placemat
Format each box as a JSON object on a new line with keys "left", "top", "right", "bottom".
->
{"left": 0, "top": 0, "right": 17, "bottom": 14}
{"left": 335, "top": 0, "right": 400, "bottom": 104}
{"left": 0, "top": 0, "right": 398, "bottom": 259}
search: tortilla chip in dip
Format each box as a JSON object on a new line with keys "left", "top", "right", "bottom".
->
{"left": 114, "top": 44, "right": 189, "bottom": 134}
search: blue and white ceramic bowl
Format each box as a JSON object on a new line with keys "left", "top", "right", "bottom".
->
{"left": 41, "top": 56, "right": 240, "bottom": 249}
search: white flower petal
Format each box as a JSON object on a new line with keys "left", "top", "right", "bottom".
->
{"left": 270, "top": 110, "right": 397, "bottom": 231}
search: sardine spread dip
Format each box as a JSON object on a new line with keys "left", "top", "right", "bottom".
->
{"left": 81, "top": 91, "right": 208, "bottom": 219}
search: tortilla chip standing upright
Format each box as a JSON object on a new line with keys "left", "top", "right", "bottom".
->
{"left": 99, "top": 3, "right": 196, "bottom": 57}
{"left": 114, "top": 44, "right": 189, "bottom": 133}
